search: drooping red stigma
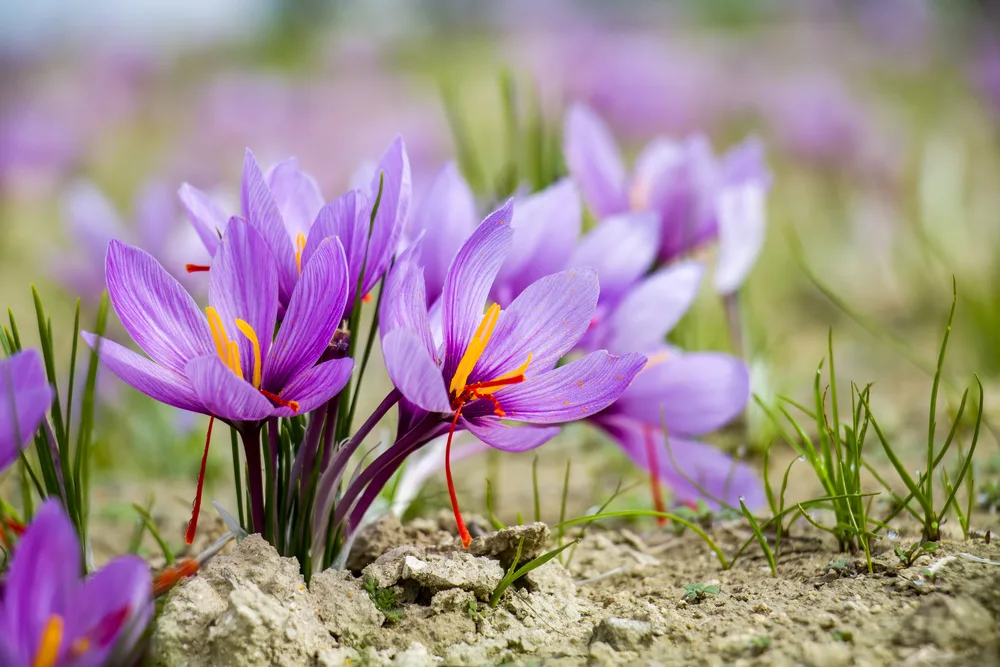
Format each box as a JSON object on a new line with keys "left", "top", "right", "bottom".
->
{"left": 185, "top": 415, "right": 215, "bottom": 545}
{"left": 643, "top": 425, "right": 667, "bottom": 526}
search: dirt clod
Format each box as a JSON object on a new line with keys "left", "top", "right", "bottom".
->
{"left": 591, "top": 617, "right": 654, "bottom": 650}
{"left": 468, "top": 522, "right": 550, "bottom": 569}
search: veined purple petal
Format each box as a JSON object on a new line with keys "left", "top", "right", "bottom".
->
{"left": 1, "top": 500, "right": 79, "bottom": 666}
{"left": 493, "top": 179, "right": 582, "bottom": 307}
{"left": 185, "top": 355, "right": 273, "bottom": 422}
{"left": 240, "top": 149, "right": 298, "bottom": 304}
{"left": 408, "top": 162, "right": 477, "bottom": 304}
{"left": 713, "top": 183, "right": 767, "bottom": 295}
{"left": 473, "top": 268, "right": 599, "bottom": 382}
{"left": 65, "top": 556, "right": 152, "bottom": 667}
{"left": 80, "top": 333, "right": 205, "bottom": 414}
{"left": 569, "top": 211, "right": 659, "bottom": 306}
{"left": 610, "top": 351, "right": 749, "bottom": 435}
{"left": 302, "top": 190, "right": 369, "bottom": 305}
{"left": 61, "top": 181, "right": 125, "bottom": 265}
{"left": 461, "top": 418, "right": 560, "bottom": 453}
{"left": 135, "top": 180, "right": 175, "bottom": 255}
{"left": 265, "top": 158, "right": 324, "bottom": 239}
{"left": 480, "top": 351, "right": 645, "bottom": 424}
{"left": 276, "top": 358, "right": 354, "bottom": 418}
{"left": 105, "top": 239, "right": 214, "bottom": 374}
{"left": 603, "top": 261, "right": 703, "bottom": 355}
{"left": 0, "top": 349, "right": 54, "bottom": 472}
{"left": 380, "top": 247, "right": 435, "bottom": 360}
{"left": 264, "top": 238, "right": 348, "bottom": 391}
{"left": 440, "top": 202, "right": 515, "bottom": 383}
{"left": 209, "top": 218, "right": 279, "bottom": 383}
{"left": 382, "top": 329, "right": 450, "bottom": 414}
{"left": 177, "top": 183, "right": 226, "bottom": 257}
{"left": 596, "top": 416, "right": 765, "bottom": 509}
{"left": 362, "top": 136, "right": 411, "bottom": 300}
{"left": 564, "top": 104, "right": 628, "bottom": 218}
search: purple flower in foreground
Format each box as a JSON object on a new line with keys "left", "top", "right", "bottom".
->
{"left": 376, "top": 200, "right": 645, "bottom": 545}
{"left": 564, "top": 103, "right": 770, "bottom": 293}
{"left": 0, "top": 349, "right": 54, "bottom": 472}
{"left": 179, "top": 137, "right": 410, "bottom": 315}
{"left": 0, "top": 500, "right": 152, "bottom": 667}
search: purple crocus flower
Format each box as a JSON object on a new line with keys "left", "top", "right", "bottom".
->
{"left": 179, "top": 137, "right": 410, "bottom": 316}
{"left": 82, "top": 217, "right": 354, "bottom": 538}
{"left": 0, "top": 500, "right": 152, "bottom": 667}
{"left": 372, "top": 200, "right": 645, "bottom": 546}
{"left": 0, "top": 349, "right": 54, "bottom": 472}
{"left": 563, "top": 103, "right": 770, "bottom": 294}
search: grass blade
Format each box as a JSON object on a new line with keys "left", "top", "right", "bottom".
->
{"left": 740, "top": 498, "right": 776, "bottom": 577}
{"left": 490, "top": 539, "right": 578, "bottom": 607}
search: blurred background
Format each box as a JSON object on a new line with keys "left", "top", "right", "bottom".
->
{"left": 2, "top": 0, "right": 1000, "bottom": 536}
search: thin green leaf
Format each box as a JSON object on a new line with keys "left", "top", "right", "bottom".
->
{"left": 490, "top": 539, "right": 578, "bottom": 607}
{"left": 740, "top": 498, "right": 776, "bottom": 577}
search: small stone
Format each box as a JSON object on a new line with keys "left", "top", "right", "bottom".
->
{"left": 430, "top": 588, "right": 476, "bottom": 614}
{"left": 818, "top": 615, "right": 836, "bottom": 630}
{"left": 309, "top": 569, "right": 384, "bottom": 645}
{"left": 893, "top": 596, "right": 997, "bottom": 650}
{"left": 751, "top": 602, "right": 772, "bottom": 615}
{"left": 590, "top": 617, "right": 653, "bottom": 651}
{"left": 362, "top": 545, "right": 423, "bottom": 589}
{"left": 468, "top": 523, "right": 551, "bottom": 569}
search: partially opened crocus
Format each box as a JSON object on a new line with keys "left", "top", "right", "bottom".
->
{"left": 0, "top": 500, "right": 152, "bottom": 667}
{"left": 373, "top": 200, "right": 645, "bottom": 546}
{"left": 0, "top": 349, "right": 54, "bottom": 472}
{"left": 83, "top": 216, "right": 353, "bottom": 538}
{"left": 564, "top": 103, "right": 770, "bottom": 294}
{"left": 179, "top": 137, "right": 410, "bottom": 315}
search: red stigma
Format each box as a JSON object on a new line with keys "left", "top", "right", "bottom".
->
{"left": 362, "top": 292, "right": 373, "bottom": 303}
{"left": 153, "top": 558, "right": 200, "bottom": 596}
{"left": 444, "top": 406, "right": 472, "bottom": 549}
{"left": 185, "top": 415, "right": 215, "bottom": 545}
{"left": 185, "top": 264, "right": 211, "bottom": 273}
{"left": 643, "top": 425, "right": 668, "bottom": 526}
{"left": 259, "top": 389, "right": 299, "bottom": 413}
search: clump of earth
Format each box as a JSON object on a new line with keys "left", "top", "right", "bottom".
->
{"left": 154, "top": 512, "right": 1000, "bottom": 666}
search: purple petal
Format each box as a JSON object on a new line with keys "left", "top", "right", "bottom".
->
{"left": 209, "top": 218, "right": 279, "bottom": 383}
{"left": 603, "top": 261, "right": 704, "bottom": 354}
{"left": 611, "top": 351, "right": 749, "bottom": 435}
{"left": 564, "top": 104, "right": 628, "bottom": 218}
{"left": 569, "top": 211, "right": 659, "bottom": 306}
{"left": 0, "top": 349, "right": 54, "bottom": 471}
{"left": 647, "top": 136, "right": 719, "bottom": 262}
{"left": 493, "top": 178, "right": 582, "bottom": 307}
{"left": 408, "top": 162, "right": 477, "bottom": 303}
{"left": 264, "top": 237, "right": 348, "bottom": 391}
{"left": 382, "top": 329, "right": 450, "bottom": 414}
{"left": 302, "top": 190, "right": 369, "bottom": 305}
{"left": 81, "top": 333, "right": 205, "bottom": 414}
{"left": 61, "top": 182, "right": 125, "bottom": 264}
{"left": 461, "top": 418, "right": 560, "bottom": 453}
{"left": 630, "top": 138, "right": 685, "bottom": 211}
{"left": 440, "top": 202, "right": 515, "bottom": 383}
{"left": 1, "top": 500, "right": 79, "bottom": 665}
{"left": 265, "top": 157, "right": 325, "bottom": 239}
{"left": 720, "top": 136, "right": 771, "bottom": 189}
{"left": 65, "top": 556, "right": 152, "bottom": 667}
{"left": 379, "top": 247, "right": 436, "bottom": 360}
{"left": 240, "top": 149, "right": 298, "bottom": 303}
{"left": 479, "top": 351, "right": 646, "bottom": 424}
{"left": 185, "top": 355, "right": 273, "bottom": 422}
{"left": 473, "top": 268, "right": 599, "bottom": 382}
{"left": 276, "top": 358, "right": 354, "bottom": 418}
{"left": 105, "top": 239, "right": 214, "bottom": 374}
{"left": 597, "top": 416, "right": 765, "bottom": 509}
{"left": 177, "top": 183, "right": 226, "bottom": 257}
{"left": 134, "top": 180, "right": 175, "bottom": 254}
{"left": 362, "top": 136, "right": 412, "bottom": 299}
{"left": 713, "top": 183, "right": 767, "bottom": 295}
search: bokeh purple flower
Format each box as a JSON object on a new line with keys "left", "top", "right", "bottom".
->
{"left": 0, "top": 500, "right": 152, "bottom": 667}
{"left": 0, "top": 349, "right": 54, "bottom": 472}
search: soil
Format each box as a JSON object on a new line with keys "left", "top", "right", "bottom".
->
{"left": 153, "top": 510, "right": 1000, "bottom": 666}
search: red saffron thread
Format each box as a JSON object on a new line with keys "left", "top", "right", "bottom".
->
{"left": 153, "top": 558, "right": 200, "bottom": 596}
{"left": 259, "top": 389, "right": 299, "bottom": 413}
{"left": 444, "top": 406, "right": 472, "bottom": 549}
{"left": 644, "top": 424, "right": 667, "bottom": 526}
{"left": 185, "top": 264, "right": 211, "bottom": 273}
{"left": 185, "top": 415, "right": 215, "bottom": 545}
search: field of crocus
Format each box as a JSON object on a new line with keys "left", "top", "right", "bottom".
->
{"left": 2, "top": 2, "right": 1000, "bottom": 665}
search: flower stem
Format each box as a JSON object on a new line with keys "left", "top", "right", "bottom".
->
{"left": 644, "top": 425, "right": 667, "bottom": 526}
{"left": 239, "top": 424, "right": 266, "bottom": 534}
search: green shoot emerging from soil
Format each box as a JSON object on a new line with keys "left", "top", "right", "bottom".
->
{"left": 364, "top": 576, "right": 404, "bottom": 623}
{"left": 681, "top": 582, "right": 721, "bottom": 603}
{"left": 894, "top": 541, "right": 939, "bottom": 567}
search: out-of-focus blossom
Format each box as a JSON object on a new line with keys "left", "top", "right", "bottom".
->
{"left": 974, "top": 42, "right": 1000, "bottom": 118}
{"left": 0, "top": 349, "right": 53, "bottom": 472}
{"left": 83, "top": 218, "right": 353, "bottom": 423}
{"left": 0, "top": 104, "right": 80, "bottom": 193}
{"left": 0, "top": 500, "right": 152, "bottom": 667}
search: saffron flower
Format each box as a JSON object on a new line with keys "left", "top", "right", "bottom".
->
{"left": 179, "top": 138, "right": 410, "bottom": 315}
{"left": 0, "top": 349, "right": 54, "bottom": 472}
{"left": 83, "top": 217, "right": 353, "bottom": 537}
{"left": 564, "top": 103, "right": 770, "bottom": 294}
{"left": 372, "top": 201, "right": 645, "bottom": 546}
{"left": 0, "top": 500, "right": 152, "bottom": 667}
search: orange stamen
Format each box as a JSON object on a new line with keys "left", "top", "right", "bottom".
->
{"left": 295, "top": 232, "right": 307, "bottom": 274}
{"left": 185, "top": 264, "right": 211, "bottom": 273}
{"left": 259, "top": 389, "right": 299, "bottom": 413}
{"left": 644, "top": 425, "right": 667, "bottom": 526}
{"left": 32, "top": 615, "right": 63, "bottom": 667}
{"left": 153, "top": 558, "right": 200, "bottom": 596}
{"left": 444, "top": 406, "right": 472, "bottom": 548}
{"left": 185, "top": 415, "right": 215, "bottom": 545}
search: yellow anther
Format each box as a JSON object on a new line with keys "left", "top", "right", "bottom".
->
{"left": 205, "top": 306, "right": 229, "bottom": 361}
{"left": 235, "top": 319, "right": 262, "bottom": 388}
{"left": 295, "top": 232, "right": 307, "bottom": 274}
{"left": 450, "top": 304, "right": 501, "bottom": 397}
{"left": 33, "top": 615, "right": 64, "bottom": 667}
{"left": 227, "top": 340, "right": 243, "bottom": 380}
